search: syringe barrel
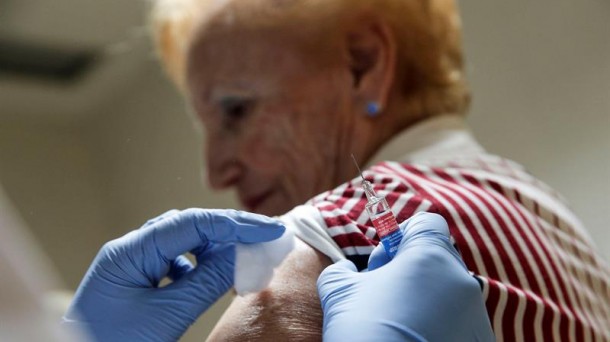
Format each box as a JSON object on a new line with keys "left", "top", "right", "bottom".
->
{"left": 365, "top": 197, "right": 403, "bottom": 258}
{"left": 365, "top": 196, "right": 391, "bottom": 217}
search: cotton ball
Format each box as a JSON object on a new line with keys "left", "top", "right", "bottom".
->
{"left": 234, "top": 228, "right": 295, "bottom": 295}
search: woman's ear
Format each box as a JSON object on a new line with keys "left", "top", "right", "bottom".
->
{"left": 345, "top": 16, "right": 397, "bottom": 116}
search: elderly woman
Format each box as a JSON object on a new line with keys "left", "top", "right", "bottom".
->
{"left": 151, "top": 0, "right": 610, "bottom": 340}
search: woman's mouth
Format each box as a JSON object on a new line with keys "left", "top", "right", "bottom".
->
{"left": 241, "top": 189, "right": 274, "bottom": 212}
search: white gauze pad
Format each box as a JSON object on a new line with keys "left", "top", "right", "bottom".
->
{"left": 234, "top": 227, "right": 295, "bottom": 296}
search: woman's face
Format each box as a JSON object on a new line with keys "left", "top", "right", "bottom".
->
{"left": 186, "top": 27, "right": 361, "bottom": 216}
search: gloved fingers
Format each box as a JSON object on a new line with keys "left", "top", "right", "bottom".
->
{"left": 167, "top": 255, "right": 194, "bottom": 281}
{"left": 366, "top": 213, "right": 446, "bottom": 272}
{"left": 331, "top": 259, "right": 358, "bottom": 272}
{"left": 396, "top": 213, "right": 453, "bottom": 249}
{"left": 190, "top": 244, "right": 208, "bottom": 260}
{"left": 205, "top": 209, "right": 286, "bottom": 244}
{"left": 165, "top": 243, "right": 235, "bottom": 312}
{"left": 398, "top": 213, "right": 468, "bottom": 267}
{"left": 142, "top": 209, "right": 180, "bottom": 228}
{"left": 472, "top": 274, "right": 485, "bottom": 291}
{"left": 191, "top": 242, "right": 224, "bottom": 264}
{"left": 367, "top": 243, "right": 391, "bottom": 271}
{"left": 400, "top": 212, "right": 450, "bottom": 240}
{"left": 318, "top": 259, "right": 358, "bottom": 283}
{"left": 148, "top": 208, "right": 285, "bottom": 262}
{"left": 316, "top": 259, "right": 357, "bottom": 296}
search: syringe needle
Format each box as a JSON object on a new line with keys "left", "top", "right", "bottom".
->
{"left": 351, "top": 154, "right": 366, "bottom": 182}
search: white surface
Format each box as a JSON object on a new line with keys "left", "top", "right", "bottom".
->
{"left": 281, "top": 205, "right": 346, "bottom": 263}
{"left": 235, "top": 228, "right": 295, "bottom": 295}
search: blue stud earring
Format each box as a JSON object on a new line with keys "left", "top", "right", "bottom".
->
{"left": 366, "top": 102, "right": 381, "bottom": 117}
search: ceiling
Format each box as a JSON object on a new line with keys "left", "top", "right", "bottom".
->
{"left": 0, "top": 0, "right": 159, "bottom": 124}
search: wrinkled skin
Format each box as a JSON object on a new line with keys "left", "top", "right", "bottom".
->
{"left": 186, "top": 24, "right": 379, "bottom": 216}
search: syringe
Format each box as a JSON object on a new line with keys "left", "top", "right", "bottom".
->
{"left": 351, "top": 154, "right": 403, "bottom": 258}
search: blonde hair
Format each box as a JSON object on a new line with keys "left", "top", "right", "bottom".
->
{"left": 151, "top": 0, "right": 470, "bottom": 117}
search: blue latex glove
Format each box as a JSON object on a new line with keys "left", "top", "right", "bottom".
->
{"left": 317, "top": 212, "right": 495, "bottom": 342}
{"left": 64, "top": 208, "right": 285, "bottom": 341}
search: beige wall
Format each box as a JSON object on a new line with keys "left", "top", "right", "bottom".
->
{"left": 85, "top": 69, "right": 236, "bottom": 231}
{"left": 0, "top": 71, "right": 235, "bottom": 338}
{"left": 461, "top": 0, "right": 610, "bottom": 256}
{"left": 0, "top": 122, "right": 111, "bottom": 288}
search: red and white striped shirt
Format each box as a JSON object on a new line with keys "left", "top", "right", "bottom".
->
{"left": 282, "top": 115, "right": 610, "bottom": 341}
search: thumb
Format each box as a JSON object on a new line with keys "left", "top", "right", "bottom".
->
{"left": 400, "top": 212, "right": 450, "bottom": 244}
{"left": 316, "top": 259, "right": 357, "bottom": 300}
{"left": 367, "top": 243, "right": 391, "bottom": 271}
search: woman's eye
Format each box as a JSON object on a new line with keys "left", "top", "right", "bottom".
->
{"left": 220, "top": 98, "right": 253, "bottom": 122}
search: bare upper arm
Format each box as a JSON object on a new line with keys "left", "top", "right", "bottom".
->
{"left": 206, "top": 238, "right": 333, "bottom": 341}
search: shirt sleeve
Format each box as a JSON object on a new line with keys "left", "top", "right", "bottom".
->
{"left": 280, "top": 205, "right": 345, "bottom": 263}
{"left": 286, "top": 159, "right": 610, "bottom": 340}
{"left": 282, "top": 168, "right": 435, "bottom": 270}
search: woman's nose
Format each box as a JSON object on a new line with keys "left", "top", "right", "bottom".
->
{"left": 205, "top": 135, "right": 242, "bottom": 190}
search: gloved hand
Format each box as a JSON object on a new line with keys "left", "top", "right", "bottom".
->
{"left": 317, "top": 212, "right": 495, "bottom": 342}
{"left": 64, "top": 208, "right": 285, "bottom": 342}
